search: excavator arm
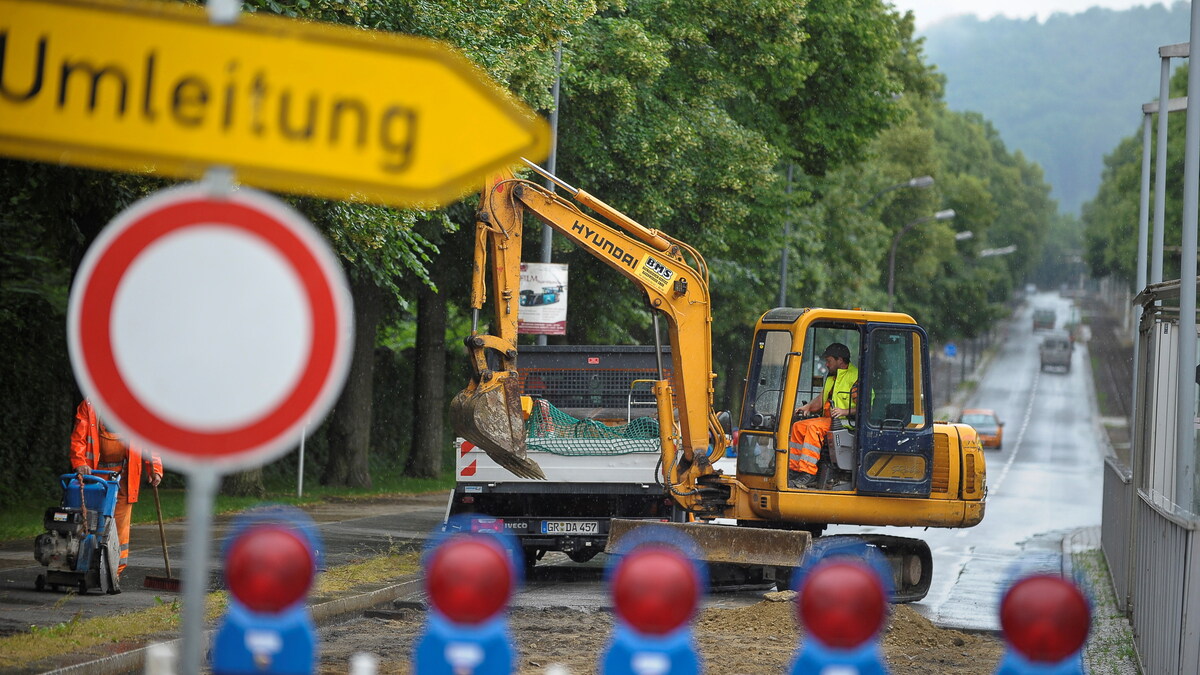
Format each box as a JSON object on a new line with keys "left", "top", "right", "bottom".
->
{"left": 450, "top": 163, "right": 729, "bottom": 502}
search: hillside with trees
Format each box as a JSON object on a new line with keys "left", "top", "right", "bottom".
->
{"left": 2, "top": 0, "right": 1059, "bottom": 508}
{"left": 921, "top": 1, "right": 1190, "bottom": 215}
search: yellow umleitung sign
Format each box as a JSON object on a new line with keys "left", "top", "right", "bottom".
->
{"left": 0, "top": 0, "right": 549, "bottom": 207}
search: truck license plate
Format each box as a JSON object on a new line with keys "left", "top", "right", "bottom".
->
{"left": 541, "top": 520, "right": 599, "bottom": 534}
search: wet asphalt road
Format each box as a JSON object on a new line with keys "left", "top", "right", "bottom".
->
{"left": 0, "top": 494, "right": 449, "bottom": 637}
{"left": 828, "top": 291, "right": 1103, "bottom": 631}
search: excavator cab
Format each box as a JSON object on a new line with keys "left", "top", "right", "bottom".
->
{"left": 734, "top": 308, "right": 934, "bottom": 497}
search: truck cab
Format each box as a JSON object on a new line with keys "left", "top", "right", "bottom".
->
{"left": 1039, "top": 332, "right": 1073, "bottom": 373}
{"left": 1032, "top": 308, "right": 1056, "bottom": 331}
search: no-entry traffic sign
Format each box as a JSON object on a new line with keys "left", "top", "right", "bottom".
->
{"left": 67, "top": 183, "right": 353, "bottom": 471}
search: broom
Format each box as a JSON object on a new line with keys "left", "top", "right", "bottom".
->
{"left": 143, "top": 484, "right": 181, "bottom": 592}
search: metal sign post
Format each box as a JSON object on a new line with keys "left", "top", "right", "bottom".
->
{"left": 67, "top": 182, "right": 353, "bottom": 675}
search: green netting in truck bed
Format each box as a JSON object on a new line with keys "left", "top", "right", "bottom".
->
{"left": 526, "top": 399, "right": 661, "bottom": 455}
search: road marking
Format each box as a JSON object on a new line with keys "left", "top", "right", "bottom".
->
{"left": 986, "top": 368, "right": 1039, "bottom": 497}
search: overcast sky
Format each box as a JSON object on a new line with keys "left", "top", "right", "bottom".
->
{"left": 889, "top": 0, "right": 1176, "bottom": 28}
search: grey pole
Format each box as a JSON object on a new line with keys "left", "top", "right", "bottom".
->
{"left": 1138, "top": 112, "right": 1152, "bottom": 309}
{"left": 180, "top": 468, "right": 219, "bottom": 675}
{"left": 1130, "top": 113, "right": 1152, "bottom": 440}
{"left": 778, "top": 164, "right": 793, "bottom": 308}
{"left": 1177, "top": 18, "right": 1198, "bottom": 512}
{"left": 536, "top": 44, "right": 562, "bottom": 347}
{"left": 1152, "top": 55, "right": 1171, "bottom": 284}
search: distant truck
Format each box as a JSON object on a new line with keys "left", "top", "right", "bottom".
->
{"left": 1032, "top": 309, "right": 1056, "bottom": 331}
{"left": 1040, "top": 333, "right": 1073, "bottom": 373}
{"left": 446, "top": 345, "right": 690, "bottom": 568}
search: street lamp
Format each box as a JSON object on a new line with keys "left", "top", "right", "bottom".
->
{"left": 887, "top": 209, "right": 956, "bottom": 311}
{"left": 980, "top": 245, "right": 1018, "bottom": 257}
{"left": 859, "top": 176, "right": 935, "bottom": 212}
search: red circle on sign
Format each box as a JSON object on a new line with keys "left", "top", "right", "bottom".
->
{"left": 68, "top": 185, "right": 351, "bottom": 469}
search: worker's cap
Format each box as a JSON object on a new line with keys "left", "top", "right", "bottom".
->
{"left": 822, "top": 343, "right": 851, "bottom": 361}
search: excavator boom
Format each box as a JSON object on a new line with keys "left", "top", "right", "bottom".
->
{"left": 449, "top": 163, "right": 984, "bottom": 602}
{"left": 451, "top": 165, "right": 728, "bottom": 497}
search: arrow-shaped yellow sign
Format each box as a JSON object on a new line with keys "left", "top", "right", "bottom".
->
{"left": 0, "top": 0, "right": 549, "bottom": 207}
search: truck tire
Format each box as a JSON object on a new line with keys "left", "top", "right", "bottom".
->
{"left": 774, "top": 566, "right": 797, "bottom": 592}
{"left": 522, "top": 547, "right": 544, "bottom": 575}
{"left": 565, "top": 545, "right": 602, "bottom": 564}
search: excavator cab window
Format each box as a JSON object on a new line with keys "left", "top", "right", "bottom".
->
{"left": 863, "top": 329, "right": 929, "bottom": 430}
{"left": 797, "top": 325, "right": 862, "bottom": 409}
{"left": 736, "top": 330, "right": 793, "bottom": 476}
{"left": 740, "top": 330, "right": 792, "bottom": 432}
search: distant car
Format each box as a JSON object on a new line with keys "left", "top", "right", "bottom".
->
{"left": 1040, "top": 333, "right": 1073, "bottom": 373}
{"left": 960, "top": 408, "right": 1004, "bottom": 449}
{"left": 1032, "top": 308, "right": 1056, "bottom": 331}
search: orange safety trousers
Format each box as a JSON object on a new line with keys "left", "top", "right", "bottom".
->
{"left": 113, "top": 494, "right": 132, "bottom": 576}
{"left": 789, "top": 416, "right": 830, "bottom": 475}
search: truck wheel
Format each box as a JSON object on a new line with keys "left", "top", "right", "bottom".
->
{"left": 78, "top": 578, "right": 88, "bottom": 595}
{"left": 774, "top": 566, "right": 797, "bottom": 592}
{"left": 35, "top": 574, "right": 45, "bottom": 592}
{"left": 522, "top": 547, "right": 543, "bottom": 575}
{"left": 566, "top": 547, "right": 601, "bottom": 564}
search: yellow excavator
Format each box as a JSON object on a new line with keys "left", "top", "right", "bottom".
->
{"left": 451, "top": 161, "right": 986, "bottom": 601}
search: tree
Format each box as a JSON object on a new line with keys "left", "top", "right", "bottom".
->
{"left": 1083, "top": 65, "right": 1190, "bottom": 284}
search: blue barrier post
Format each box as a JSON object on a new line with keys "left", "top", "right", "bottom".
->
{"left": 211, "top": 508, "right": 321, "bottom": 675}
{"left": 995, "top": 575, "right": 1089, "bottom": 675}
{"left": 414, "top": 528, "right": 519, "bottom": 674}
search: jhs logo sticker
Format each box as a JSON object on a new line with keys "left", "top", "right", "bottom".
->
{"left": 644, "top": 257, "right": 673, "bottom": 281}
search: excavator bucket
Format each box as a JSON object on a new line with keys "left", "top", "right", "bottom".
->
{"left": 450, "top": 375, "right": 546, "bottom": 480}
{"left": 606, "top": 519, "right": 811, "bottom": 569}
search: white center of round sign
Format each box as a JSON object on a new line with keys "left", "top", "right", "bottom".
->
{"left": 112, "top": 226, "right": 311, "bottom": 429}
{"left": 68, "top": 183, "right": 353, "bottom": 472}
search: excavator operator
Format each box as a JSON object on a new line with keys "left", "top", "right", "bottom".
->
{"left": 788, "top": 342, "right": 858, "bottom": 489}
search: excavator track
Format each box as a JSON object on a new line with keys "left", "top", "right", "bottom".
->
{"left": 820, "top": 533, "right": 934, "bottom": 603}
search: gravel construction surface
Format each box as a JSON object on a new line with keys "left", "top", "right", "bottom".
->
{"left": 316, "top": 601, "right": 1005, "bottom": 674}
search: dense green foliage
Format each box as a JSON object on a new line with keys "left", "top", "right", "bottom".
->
{"left": 2, "top": 0, "right": 1060, "bottom": 508}
{"left": 1083, "top": 65, "right": 1190, "bottom": 284}
{"left": 922, "top": 1, "right": 1190, "bottom": 215}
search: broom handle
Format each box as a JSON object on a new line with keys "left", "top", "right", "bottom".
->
{"left": 153, "top": 484, "right": 172, "bottom": 578}
{"left": 78, "top": 476, "right": 90, "bottom": 535}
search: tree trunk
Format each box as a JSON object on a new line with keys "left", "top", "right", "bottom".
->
{"left": 222, "top": 467, "right": 265, "bottom": 498}
{"left": 407, "top": 282, "right": 447, "bottom": 478}
{"left": 321, "top": 275, "right": 382, "bottom": 488}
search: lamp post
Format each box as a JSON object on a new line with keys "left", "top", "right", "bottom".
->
{"left": 859, "top": 176, "right": 935, "bottom": 212}
{"left": 979, "top": 245, "right": 1018, "bottom": 257}
{"left": 887, "top": 209, "right": 956, "bottom": 311}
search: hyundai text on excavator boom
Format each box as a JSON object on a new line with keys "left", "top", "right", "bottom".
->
{"left": 450, "top": 162, "right": 987, "bottom": 601}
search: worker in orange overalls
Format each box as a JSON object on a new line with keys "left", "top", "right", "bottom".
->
{"left": 69, "top": 399, "right": 163, "bottom": 579}
{"left": 788, "top": 343, "right": 858, "bottom": 489}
